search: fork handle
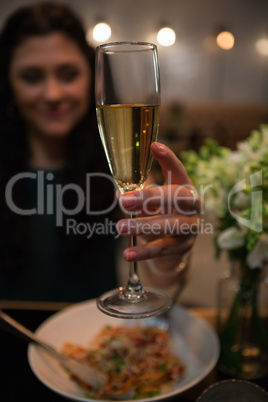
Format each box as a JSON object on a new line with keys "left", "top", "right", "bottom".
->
{"left": 0, "top": 310, "right": 59, "bottom": 358}
{"left": 0, "top": 310, "right": 40, "bottom": 342}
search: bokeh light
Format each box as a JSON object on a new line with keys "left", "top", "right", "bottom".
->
{"left": 92, "top": 22, "right": 112, "bottom": 42}
{"left": 256, "top": 38, "right": 268, "bottom": 56}
{"left": 216, "top": 31, "right": 235, "bottom": 50}
{"left": 157, "top": 27, "right": 176, "bottom": 47}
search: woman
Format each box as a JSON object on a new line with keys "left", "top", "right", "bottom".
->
{"left": 0, "top": 2, "right": 199, "bottom": 303}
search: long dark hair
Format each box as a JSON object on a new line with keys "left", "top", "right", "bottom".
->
{"left": 0, "top": 1, "right": 99, "bottom": 175}
{"left": 0, "top": 2, "right": 112, "bottom": 280}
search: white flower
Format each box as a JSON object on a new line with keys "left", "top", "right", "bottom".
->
{"left": 229, "top": 150, "right": 244, "bottom": 165}
{"left": 246, "top": 235, "right": 268, "bottom": 269}
{"left": 181, "top": 123, "right": 268, "bottom": 268}
{"left": 260, "top": 125, "right": 268, "bottom": 142}
{"left": 238, "top": 141, "right": 260, "bottom": 161}
{"left": 217, "top": 227, "right": 246, "bottom": 250}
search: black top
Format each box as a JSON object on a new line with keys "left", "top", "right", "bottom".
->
{"left": 0, "top": 168, "right": 119, "bottom": 302}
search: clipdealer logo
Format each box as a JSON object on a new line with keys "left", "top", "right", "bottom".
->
{"left": 5, "top": 171, "right": 118, "bottom": 226}
{"left": 228, "top": 170, "right": 263, "bottom": 232}
{"left": 5, "top": 170, "right": 214, "bottom": 237}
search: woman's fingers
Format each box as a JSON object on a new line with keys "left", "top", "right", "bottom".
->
{"left": 117, "top": 214, "right": 200, "bottom": 237}
{"left": 116, "top": 143, "right": 202, "bottom": 264}
{"left": 123, "top": 235, "right": 196, "bottom": 262}
{"left": 118, "top": 142, "right": 203, "bottom": 215}
{"left": 151, "top": 142, "right": 192, "bottom": 185}
{"left": 119, "top": 184, "right": 202, "bottom": 216}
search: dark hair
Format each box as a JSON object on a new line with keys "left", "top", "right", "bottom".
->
{"left": 0, "top": 2, "right": 111, "bottom": 281}
{"left": 0, "top": 1, "right": 96, "bottom": 156}
{"left": 0, "top": 1, "right": 101, "bottom": 173}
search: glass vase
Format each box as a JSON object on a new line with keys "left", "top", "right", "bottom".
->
{"left": 217, "top": 259, "right": 268, "bottom": 380}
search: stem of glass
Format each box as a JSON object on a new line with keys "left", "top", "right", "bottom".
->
{"left": 121, "top": 213, "right": 146, "bottom": 302}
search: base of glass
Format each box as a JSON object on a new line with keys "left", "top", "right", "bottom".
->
{"left": 97, "top": 287, "right": 172, "bottom": 319}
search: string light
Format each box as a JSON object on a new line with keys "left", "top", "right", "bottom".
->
{"left": 92, "top": 22, "right": 111, "bottom": 42}
{"left": 216, "top": 31, "right": 235, "bottom": 50}
{"left": 157, "top": 27, "right": 176, "bottom": 47}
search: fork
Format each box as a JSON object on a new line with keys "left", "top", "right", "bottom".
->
{"left": 0, "top": 310, "right": 106, "bottom": 389}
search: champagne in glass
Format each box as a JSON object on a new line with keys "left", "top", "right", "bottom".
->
{"left": 96, "top": 104, "right": 160, "bottom": 193}
{"left": 95, "top": 42, "right": 172, "bottom": 318}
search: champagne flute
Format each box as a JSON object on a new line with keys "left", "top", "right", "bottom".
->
{"left": 95, "top": 42, "right": 172, "bottom": 318}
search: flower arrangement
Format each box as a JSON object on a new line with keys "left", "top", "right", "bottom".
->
{"left": 181, "top": 124, "right": 268, "bottom": 379}
{"left": 181, "top": 124, "right": 268, "bottom": 269}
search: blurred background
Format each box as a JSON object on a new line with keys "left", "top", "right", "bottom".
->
{"left": 1, "top": 0, "right": 267, "bottom": 307}
{"left": 1, "top": 0, "right": 267, "bottom": 151}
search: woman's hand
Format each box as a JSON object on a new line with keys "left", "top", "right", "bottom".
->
{"left": 116, "top": 142, "right": 202, "bottom": 284}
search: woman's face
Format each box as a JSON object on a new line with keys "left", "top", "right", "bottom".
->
{"left": 9, "top": 33, "right": 91, "bottom": 138}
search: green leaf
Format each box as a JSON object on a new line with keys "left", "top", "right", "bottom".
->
{"left": 158, "top": 363, "right": 168, "bottom": 373}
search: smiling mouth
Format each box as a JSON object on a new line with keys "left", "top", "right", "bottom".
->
{"left": 44, "top": 109, "right": 68, "bottom": 119}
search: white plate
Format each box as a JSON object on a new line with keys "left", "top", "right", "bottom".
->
{"left": 28, "top": 300, "right": 220, "bottom": 402}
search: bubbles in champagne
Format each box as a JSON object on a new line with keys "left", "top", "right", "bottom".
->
{"left": 96, "top": 105, "right": 160, "bottom": 193}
